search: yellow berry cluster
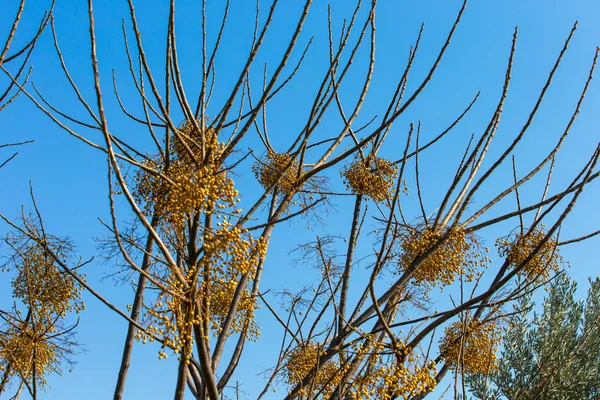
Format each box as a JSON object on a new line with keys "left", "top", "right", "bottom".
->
{"left": 172, "top": 122, "right": 218, "bottom": 164}
{"left": 133, "top": 123, "right": 236, "bottom": 227}
{"left": 439, "top": 319, "right": 501, "bottom": 374}
{"left": 283, "top": 342, "right": 343, "bottom": 398}
{"left": 141, "top": 226, "right": 267, "bottom": 358}
{"left": 1, "top": 242, "right": 83, "bottom": 389}
{"left": 133, "top": 122, "right": 267, "bottom": 357}
{"left": 348, "top": 340, "right": 437, "bottom": 400}
{"left": 12, "top": 247, "right": 84, "bottom": 318}
{"left": 342, "top": 154, "right": 398, "bottom": 201}
{"left": 496, "top": 225, "right": 562, "bottom": 281}
{"left": 0, "top": 322, "right": 60, "bottom": 388}
{"left": 398, "top": 225, "right": 488, "bottom": 287}
{"left": 352, "top": 362, "right": 437, "bottom": 400}
{"left": 200, "top": 221, "right": 267, "bottom": 337}
{"left": 252, "top": 152, "right": 301, "bottom": 195}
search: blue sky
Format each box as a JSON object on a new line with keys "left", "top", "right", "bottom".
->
{"left": 1, "top": 0, "right": 600, "bottom": 399}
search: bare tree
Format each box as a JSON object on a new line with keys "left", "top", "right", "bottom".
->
{"left": 1, "top": 0, "right": 54, "bottom": 166}
{"left": 1, "top": 1, "right": 599, "bottom": 400}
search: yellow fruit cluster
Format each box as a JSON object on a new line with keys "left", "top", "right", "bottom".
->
{"left": 398, "top": 225, "right": 488, "bottom": 287}
{"left": 252, "top": 152, "right": 301, "bottom": 195}
{"left": 172, "top": 122, "right": 218, "bottom": 164}
{"left": 352, "top": 362, "right": 437, "bottom": 400}
{"left": 280, "top": 335, "right": 438, "bottom": 399}
{"left": 142, "top": 224, "right": 266, "bottom": 358}
{"left": 342, "top": 154, "right": 398, "bottom": 202}
{"left": 200, "top": 221, "right": 267, "bottom": 337}
{"left": 133, "top": 123, "right": 235, "bottom": 227}
{"left": 283, "top": 342, "right": 343, "bottom": 398}
{"left": 348, "top": 339, "right": 437, "bottom": 400}
{"left": 0, "top": 322, "right": 59, "bottom": 388}
{"left": 497, "top": 226, "right": 562, "bottom": 281}
{"left": 1, "top": 241, "right": 84, "bottom": 389}
{"left": 439, "top": 319, "right": 501, "bottom": 374}
{"left": 133, "top": 122, "right": 267, "bottom": 357}
{"left": 12, "top": 247, "right": 84, "bottom": 318}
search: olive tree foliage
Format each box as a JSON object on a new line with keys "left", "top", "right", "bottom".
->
{"left": 465, "top": 274, "right": 600, "bottom": 400}
{"left": 1, "top": 0, "right": 600, "bottom": 399}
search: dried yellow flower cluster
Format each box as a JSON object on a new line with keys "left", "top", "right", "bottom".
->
{"left": 283, "top": 342, "right": 343, "bottom": 398}
{"left": 398, "top": 226, "right": 488, "bottom": 287}
{"left": 439, "top": 319, "right": 501, "bottom": 374}
{"left": 342, "top": 155, "right": 398, "bottom": 201}
{"left": 252, "top": 151, "right": 301, "bottom": 195}
{"left": 497, "top": 226, "right": 561, "bottom": 281}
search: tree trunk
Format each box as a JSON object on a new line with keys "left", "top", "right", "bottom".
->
{"left": 113, "top": 216, "right": 159, "bottom": 400}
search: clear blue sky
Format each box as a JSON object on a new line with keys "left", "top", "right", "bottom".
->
{"left": 1, "top": 0, "right": 600, "bottom": 399}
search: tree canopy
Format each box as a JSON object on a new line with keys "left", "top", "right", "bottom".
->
{"left": 1, "top": 1, "right": 600, "bottom": 399}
